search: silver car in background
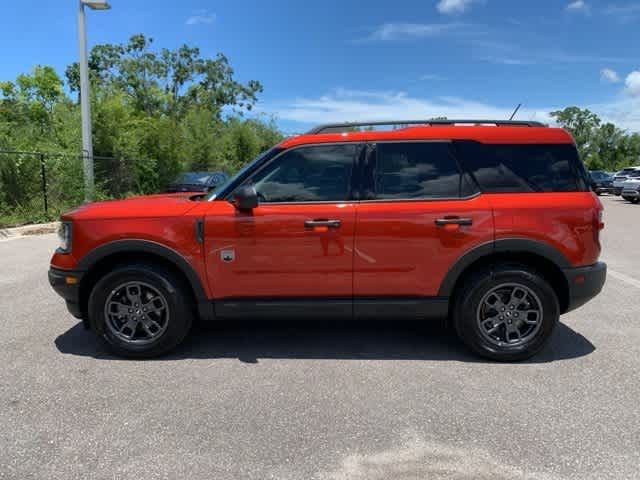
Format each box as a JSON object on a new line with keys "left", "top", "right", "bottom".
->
{"left": 621, "top": 169, "right": 640, "bottom": 203}
{"left": 613, "top": 167, "right": 640, "bottom": 195}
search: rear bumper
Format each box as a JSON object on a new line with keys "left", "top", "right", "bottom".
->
{"left": 563, "top": 262, "right": 607, "bottom": 313}
{"left": 48, "top": 267, "right": 84, "bottom": 319}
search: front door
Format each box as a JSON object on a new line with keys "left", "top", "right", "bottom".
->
{"left": 204, "top": 143, "right": 360, "bottom": 317}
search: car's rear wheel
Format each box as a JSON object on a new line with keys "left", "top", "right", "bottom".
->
{"left": 631, "top": 197, "right": 640, "bottom": 204}
{"left": 453, "top": 265, "right": 559, "bottom": 362}
{"left": 88, "top": 264, "right": 193, "bottom": 358}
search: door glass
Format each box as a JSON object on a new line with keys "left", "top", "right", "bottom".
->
{"left": 244, "top": 144, "right": 356, "bottom": 202}
{"left": 372, "top": 142, "right": 463, "bottom": 199}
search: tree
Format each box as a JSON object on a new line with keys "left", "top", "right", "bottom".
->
{"left": 65, "top": 34, "right": 263, "bottom": 118}
{"left": 550, "top": 107, "right": 601, "bottom": 161}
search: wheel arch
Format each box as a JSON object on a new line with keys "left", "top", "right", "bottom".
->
{"left": 77, "top": 240, "right": 213, "bottom": 323}
{"left": 440, "top": 239, "right": 572, "bottom": 314}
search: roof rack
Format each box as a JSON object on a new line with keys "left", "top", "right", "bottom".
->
{"left": 307, "top": 119, "right": 546, "bottom": 134}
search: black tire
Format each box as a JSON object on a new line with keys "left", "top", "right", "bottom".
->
{"left": 631, "top": 198, "right": 640, "bottom": 204}
{"left": 453, "top": 264, "right": 559, "bottom": 362}
{"left": 88, "top": 264, "right": 194, "bottom": 358}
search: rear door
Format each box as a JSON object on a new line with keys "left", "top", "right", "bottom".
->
{"left": 353, "top": 141, "right": 494, "bottom": 312}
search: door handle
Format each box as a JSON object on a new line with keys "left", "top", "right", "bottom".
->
{"left": 304, "top": 219, "right": 342, "bottom": 229}
{"left": 435, "top": 217, "right": 473, "bottom": 227}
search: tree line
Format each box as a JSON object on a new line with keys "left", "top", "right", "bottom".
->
{"left": 550, "top": 107, "right": 640, "bottom": 171}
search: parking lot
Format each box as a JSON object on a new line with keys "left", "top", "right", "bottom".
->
{"left": 0, "top": 195, "right": 638, "bottom": 480}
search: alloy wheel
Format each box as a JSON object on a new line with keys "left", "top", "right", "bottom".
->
{"left": 476, "top": 283, "right": 543, "bottom": 347}
{"left": 104, "top": 281, "right": 170, "bottom": 345}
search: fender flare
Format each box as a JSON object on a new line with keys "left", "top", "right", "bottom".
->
{"left": 77, "top": 239, "right": 213, "bottom": 321}
{"left": 438, "top": 238, "right": 572, "bottom": 297}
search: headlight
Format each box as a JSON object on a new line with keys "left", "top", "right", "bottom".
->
{"left": 57, "top": 221, "right": 72, "bottom": 253}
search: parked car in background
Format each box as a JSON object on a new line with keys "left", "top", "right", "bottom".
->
{"left": 166, "top": 171, "right": 228, "bottom": 193}
{"left": 621, "top": 170, "right": 640, "bottom": 203}
{"left": 589, "top": 170, "right": 613, "bottom": 195}
{"left": 612, "top": 167, "right": 640, "bottom": 195}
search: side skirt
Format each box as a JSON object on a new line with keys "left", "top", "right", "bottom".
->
{"left": 212, "top": 297, "right": 449, "bottom": 321}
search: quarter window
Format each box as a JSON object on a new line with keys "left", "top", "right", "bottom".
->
{"left": 244, "top": 144, "right": 356, "bottom": 203}
{"left": 455, "top": 141, "right": 589, "bottom": 192}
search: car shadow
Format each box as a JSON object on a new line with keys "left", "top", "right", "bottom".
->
{"left": 54, "top": 318, "right": 595, "bottom": 364}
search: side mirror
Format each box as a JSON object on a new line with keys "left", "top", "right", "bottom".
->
{"left": 233, "top": 185, "right": 259, "bottom": 210}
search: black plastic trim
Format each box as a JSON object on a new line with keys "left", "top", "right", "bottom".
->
{"left": 353, "top": 297, "right": 449, "bottom": 320}
{"left": 563, "top": 262, "right": 607, "bottom": 313}
{"left": 438, "top": 238, "right": 572, "bottom": 297}
{"left": 215, "top": 298, "right": 352, "bottom": 320}
{"left": 48, "top": 267, "right": 83, "bottom": 319}
{"left": 214, "top": 297, "right": 450, "bottom": 321}
{"left": 195, "top": 218, "right": 204, "bottom": 244}
{"left": 76, "top": 239, "right": 214, "bottom": 321}
{"left": 308, "top": 120, "right": 546, "bottom": 134}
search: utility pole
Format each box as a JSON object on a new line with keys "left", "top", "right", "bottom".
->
{"left": 77, "top": 0, "right": 111, "bottom": 201}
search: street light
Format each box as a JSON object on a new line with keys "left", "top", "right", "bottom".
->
{"left": 77, "top": 0, "right": 111, "bottom": 202}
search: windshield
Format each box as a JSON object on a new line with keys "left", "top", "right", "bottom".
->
{"left": 206, "top": 147, "right": 279, "bottom": 200}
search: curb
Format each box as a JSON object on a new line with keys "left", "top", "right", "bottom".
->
{"left": 0, "top": 222, "right": 60, "bottom": 240}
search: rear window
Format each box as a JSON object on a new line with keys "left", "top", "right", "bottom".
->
{"left": 366, "top": 142, "right": 477, "bottom": 200}
{"left": 454, "top": 141, "right": 589, "bottom": 193}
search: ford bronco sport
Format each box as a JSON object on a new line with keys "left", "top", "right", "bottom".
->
{"left": 49, "top": 120, "right": 606, "bottom": 361}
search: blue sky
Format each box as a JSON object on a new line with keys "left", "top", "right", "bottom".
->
{"left": 2, "top": 0, "right": 639, "bottom": 132}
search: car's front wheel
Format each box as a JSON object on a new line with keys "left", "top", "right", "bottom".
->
{"left": 88, "top": 264, "right": 193, "bottom": 358}
{"left": 453, "top": 265, "right": 559, "bottom": 362}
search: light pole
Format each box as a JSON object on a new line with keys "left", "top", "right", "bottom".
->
{"left": 78, "top": 0, "right": 110, "bottom": 202}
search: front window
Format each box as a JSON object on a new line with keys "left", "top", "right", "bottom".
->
{"left": 239, "top": 144, "right": 356, "bottom": 203}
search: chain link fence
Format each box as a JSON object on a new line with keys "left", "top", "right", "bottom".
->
{"left": 0, "top": 150, "right": 176, "bottom": 227}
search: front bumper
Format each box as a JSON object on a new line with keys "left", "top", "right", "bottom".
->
{"left": 621, "top": 189, "right": 640, "bottom": 199}
{"left": 48, "top": 267, "right": 84, "bottom": 319}
{"left": 563, "top": 262, "right": 607, "bottom": 313}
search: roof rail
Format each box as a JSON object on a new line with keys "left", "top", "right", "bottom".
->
{"left": 307, "top": 119, "right": 546, "bottom": 134}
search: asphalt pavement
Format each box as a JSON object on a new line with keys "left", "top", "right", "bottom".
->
{"left": 0, "top": 195, "right": 638, "bottom": 480}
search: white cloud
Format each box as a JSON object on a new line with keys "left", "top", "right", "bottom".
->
{"left": 264, "top": 88, "right": 640, "bottom": 133}
{"left": 566, "top": 1, "right": 590, "bottom": 13}
{"left": 474, "top": 39, "right": 633, "bottom": 65}
{"left": 267, "top": 88, "right": 552, "bottom": 126}
{"left": 625, "top": 71, "right": 640, "bottom": 97}
{"left": 367, "top": 22, "right": 461, "bottom": 41}
{"left": 437, "top": 0, "right": 477, "bottom": 14}
{"left": 185, "top": 10, "right": 215, "bottom": 26}
{"left": 601, "top": 68, "right": 621, "bottom": 83}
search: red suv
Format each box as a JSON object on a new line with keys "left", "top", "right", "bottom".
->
{"left": 49, "top": 120, "right": 606, "bottom": 361}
